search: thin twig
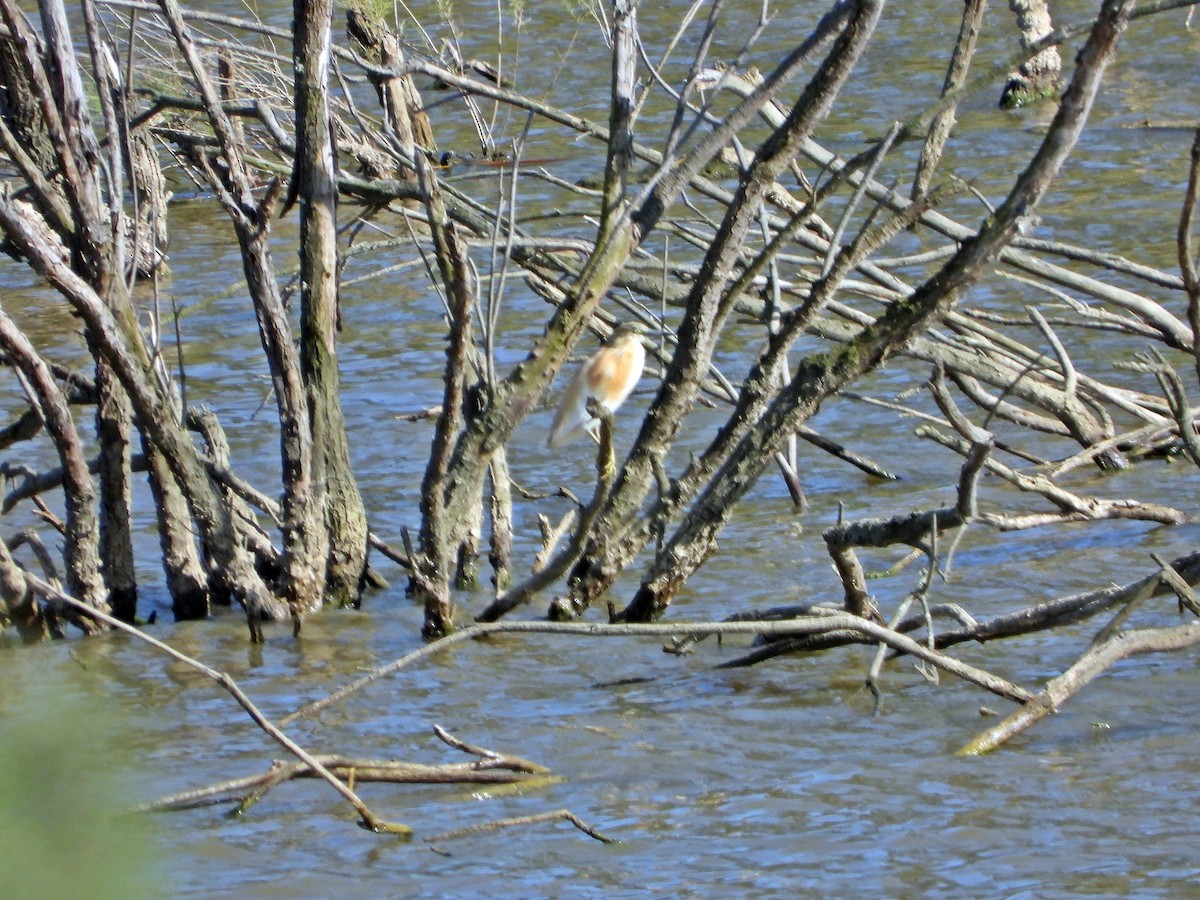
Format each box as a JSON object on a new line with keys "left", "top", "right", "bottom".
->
{"left": 22, "top": 573, "right": 409, "bottom": 835}
{"left": 424, "top": 808, "right": 618, "bottom": 844}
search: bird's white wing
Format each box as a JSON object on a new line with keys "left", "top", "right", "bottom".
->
{"left": 547, "top": 363, "right": 598, "bottom": 447}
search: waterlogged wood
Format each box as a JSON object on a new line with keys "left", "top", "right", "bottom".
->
{"left": 145, "top": 756, "right": 551, "bottom": 813}
{"left": 0, "top": 0, "right": 286, "bottom": 627}
{"left": 734, "top": 553, "right": 1200, "bottom": 673}
{"left": 148, "top": 0, "right": 375, "bottom": 626}
{"left": 94, "top": 360, "right": 137, "bottom": 622}
{"left": 927, "top": 551, "right": 1200, "bottom": 652}
{"left": 187, "top": 410, "right": 281, "bottom": 583}
{"left": 288, "top": 0, "right": 345, "bottom": 624}
{"left": 424, "top": 809, "right": 618, "bottom": 846}
{"left": 0, "top": 510, "right": 49, "bottom": 641}
{"left": 169, "top": 9, "right": 323, "bottom": 625}
{"left": 140, "top": 437, "right": 211, "bottom": 618}
{"left": 0, "top": 196, "right": 286, "bottom": 622}
{"left": 0, "top": 0, "right": 140, "bottom": 627}
{"left": 144, "top": 724, "right": 552, "bottom": 814}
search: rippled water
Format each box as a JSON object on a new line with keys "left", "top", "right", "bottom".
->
{"left": 7, "top": 595, "right": 1199, "bottom": 897}
{"left": 2, "top": 1, "right": 1200, "bottom": 897}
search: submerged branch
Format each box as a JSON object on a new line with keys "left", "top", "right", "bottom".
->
{"left": 424, "top": 808, "right": 619, "bottom": 845}
{"left": 20, "top": 573, "right": 410, "bottom": 835}
{"left": 281, "top": 614, "right": 1033, "bottom": 728}
{"left": 143, "top": 727, "right": 551, "bottom": 813}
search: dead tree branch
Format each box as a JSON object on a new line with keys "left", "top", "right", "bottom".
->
{"left": 960, "top": 621, "right": 1200, "bottom": 755}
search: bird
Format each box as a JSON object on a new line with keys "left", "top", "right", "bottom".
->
{"left": 547, "top": 321, "right": 648, "bottom": 448}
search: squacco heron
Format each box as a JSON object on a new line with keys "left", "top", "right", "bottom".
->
{"left": 547, "top": 321, "right": 648, "bottom": 447}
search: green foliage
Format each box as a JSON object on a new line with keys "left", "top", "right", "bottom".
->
{"left": 560, "top": 0, "right": 601, "bottom": 21}
{"left": 999, "top": 81, "right": 1061, "bottom": 110}
{"left": 0, "top": 686, "right": 160, "bottom": 899}
{"left": 436, "top": 0, "right": 459, "bottom": 31}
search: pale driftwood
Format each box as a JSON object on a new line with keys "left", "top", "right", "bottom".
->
{"left": 143, "top": 726, "right": 551, "bottom": 814}
{"left": 716, "top": 547, "right": 1200, "bottom": 673}
{"left": 959, "top": 622, "right": 1200, "bottom": 755}
{"left": 916, "top": 441, "right": 1185, "bottom": 530}
{"left": 143, "top": 758, "right": 545, "bottom": 813}
{"left": 925, "top": 551, "right": 1200, "bottom": 652}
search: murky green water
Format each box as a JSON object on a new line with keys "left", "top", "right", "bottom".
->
{"left": 2, "top": 1, "right": 1200, "bottom": 896}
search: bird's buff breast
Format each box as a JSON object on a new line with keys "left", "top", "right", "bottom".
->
{"left": 585, "top": 340, "right": 643, "bottom": 409}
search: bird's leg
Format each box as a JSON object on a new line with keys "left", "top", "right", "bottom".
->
{"left": 586, "top": 398, "right": 617, "bottom": 484}
{"left": 650, "top": 455, "right": 673, "bottom": 554}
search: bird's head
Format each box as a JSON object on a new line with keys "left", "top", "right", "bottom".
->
{"left": 606, "top": 320, "right": 651, "bottom": 346}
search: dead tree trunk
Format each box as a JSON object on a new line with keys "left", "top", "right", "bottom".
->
{"left": 345, "top": 9, "right": 436, "bottom": 177}
{"left": 0, "top": 198, "right": 287, "bottom": 621}
{"left": 0, "top": 0, "right": 130, "bottom": 625}
{"left": 156, "top": 0, "right": 331, "bottom": 625}
{"left": 409, "top": 155, "right": 477, "bottom": 638}
{"left": 1001, "top": 0, "right": 1063, "bottom": 108}
{"left": 141, "top": 436, "right": 212, "bottom": 619}
{"left": 294, "top": 0, "right": 370, "bottom": 610}
{"left": 94, "top": 361, "right": 138, "bottom": 622}
{"left": 0, "top": 310, "right": 107, "bottom": 629}
{"left": 0, "top": 1, "right": 286, "bottom": 629}
{"left": 617, "top": 0, "right": 1131, "bottom": 621}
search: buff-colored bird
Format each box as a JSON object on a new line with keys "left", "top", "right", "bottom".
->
{"left": 547, "top": 322, "right": 648, "bottom": 447}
